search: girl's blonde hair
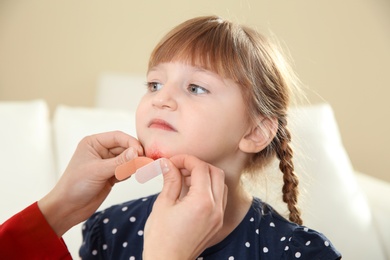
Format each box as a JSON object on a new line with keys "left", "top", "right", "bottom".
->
{"left": 148, "top": 15, "right": 302, "bottom": 225}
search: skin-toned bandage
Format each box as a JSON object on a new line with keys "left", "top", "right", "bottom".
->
{"left": 115, "top": 157, "right": 163, "bottom": 183}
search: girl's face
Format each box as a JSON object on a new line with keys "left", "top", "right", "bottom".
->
{"left": 136, "top": 62, "right": 252, "bottom": 170}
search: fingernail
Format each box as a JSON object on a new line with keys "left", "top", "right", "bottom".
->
{"left": 126, "top": 147, "right": 137, "bottom": 161}
{"left": 159, "top": 158, "right": 170, "bottom": 174}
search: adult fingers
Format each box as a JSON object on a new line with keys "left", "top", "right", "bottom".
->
{"left": 88, "top": 131, "right": 144, "bottom": 158}
{"left": 169, "top": 155, "right": 226, "bottom": 205}
{"left": 95, "top": 147, "right": 138, "bottom": 181}
{"left": 157, "top": 158, "right": 182, "bottom": 205}
{"left": 207, "top": 164, "right": 226, "bottom": 210}
{"left": 169, "top": 155, "right": 212, "bottom": 194}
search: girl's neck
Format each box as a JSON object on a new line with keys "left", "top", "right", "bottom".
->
{"left": 205, "top": 180, "right": 253, "bottom": 248}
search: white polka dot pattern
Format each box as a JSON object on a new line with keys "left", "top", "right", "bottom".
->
{"left": 79, "top": 195, "right": 341, "bottom": 259}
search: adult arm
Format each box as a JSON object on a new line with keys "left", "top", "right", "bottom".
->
{"left": 0, "top": 131, "right": 142, "bottom": 259}
{"left": 0, "top": 202, "right": 71, "bottom": 259}
{"left": 38, "top": 131, "right": 143, "bottom": 237}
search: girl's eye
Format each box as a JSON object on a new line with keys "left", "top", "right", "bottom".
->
{"left": 147, "top": 82, "right": 163, "bottom": 92}
{"left": 188, "top": 84, "right": 209, "bottom": 94}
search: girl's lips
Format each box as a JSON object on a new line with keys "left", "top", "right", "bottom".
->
{"left": 148, "top": 119, "right": 177, "bottom": 132}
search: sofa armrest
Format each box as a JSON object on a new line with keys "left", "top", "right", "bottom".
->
{"left": 355, "top": 172, "right": 390, "bottom": 258}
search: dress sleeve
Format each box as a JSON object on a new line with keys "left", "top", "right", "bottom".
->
{"left": 281, "top": 226, "right": 342, "bottom": 260}
{"left": 0, "top": 202, "right": 72, "bottom": 260}
{"left": 79, "top": 210, "right": 107, "bottom": 259}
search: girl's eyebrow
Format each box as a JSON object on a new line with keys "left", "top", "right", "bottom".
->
{"left": 147, "top": 67, "right": 159, "bottom": 73}
{"left": 193, "top": 67, "right": 208, "bottom": 73}
{"left": 193, "top": 66, "right": 226, "bottom": 83}
{"left": 147, "top": 64, "right": 219, "bottom": 79}
{"left": 193, "top": 66, "right": 215, "bottom": 76}
{"left": 147, "top": 63, "right": 166, "bottom": 73}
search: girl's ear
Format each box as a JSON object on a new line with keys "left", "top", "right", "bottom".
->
{"left": 239, "top": 117, "right": 278, "bottom": 153}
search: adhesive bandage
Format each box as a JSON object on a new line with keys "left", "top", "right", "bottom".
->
{"left": 115, "top": 157, "right": 163, "bottom": 183}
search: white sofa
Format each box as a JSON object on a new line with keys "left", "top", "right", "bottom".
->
{"left": 1, "top": 74, "right": 389, "bottom": 259}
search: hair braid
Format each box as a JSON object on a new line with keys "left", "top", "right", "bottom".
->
{"left": 274, "top": 117, "right": 302, "bottom": 225}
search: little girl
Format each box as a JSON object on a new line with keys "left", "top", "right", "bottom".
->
{"left": 80, "top": 16, "right": 341, "bottom": 259}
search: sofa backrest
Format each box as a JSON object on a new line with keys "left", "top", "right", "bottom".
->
{"left": 0, "top": 100, "right": 56, "bottom": 223}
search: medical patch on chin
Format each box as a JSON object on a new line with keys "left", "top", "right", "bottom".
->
{"left": 115, "top": 157, "right": 163, "bottom": 183}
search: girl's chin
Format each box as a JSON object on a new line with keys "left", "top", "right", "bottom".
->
{"left": 146, "top": 151, "right": 164, "bottom": 160}
{"left": 144, "top": 143, "right": 188, "bottom": 160}
{"left": 145, "top": 146, "right": 170, "bottom": 160}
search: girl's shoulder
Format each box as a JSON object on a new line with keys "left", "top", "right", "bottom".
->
{"left": 79, "top": 194, "right": 159, "bottom": 259}
{"left": 252, "top": 197, "right": 342, "bottom": 259}
{"left": 88, "top": 193, "right": 159, "bottom": 224}
{"left": 197, "top": 197, "right": 341, "bottom": 259}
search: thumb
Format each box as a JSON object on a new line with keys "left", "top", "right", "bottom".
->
{"left": 158, "top": 158, "right": 182, "bottom": 203}
{"left": 115, "top": 147, "right": 138, "bottom": 166}
{"left": 98, "top": 147, "right": 138, "bottom": 179}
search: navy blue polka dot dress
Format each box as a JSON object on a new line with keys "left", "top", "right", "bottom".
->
{"left": 79, "top": 194, "right": 341, "bottom": 259}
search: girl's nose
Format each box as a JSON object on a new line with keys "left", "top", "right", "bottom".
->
{"left": 152, "top": 84, "right": 178, "bottom": 111}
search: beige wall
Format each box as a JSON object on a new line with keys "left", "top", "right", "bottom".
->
{"left": 1, "top": 0, "right": 389, "bottom": 182}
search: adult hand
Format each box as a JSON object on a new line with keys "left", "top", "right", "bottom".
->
{"left": 38, "top": 131, "right": 143, "bottom": 237}
{"left": 143, "top": 155, "right": 228, "bottom": 260}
